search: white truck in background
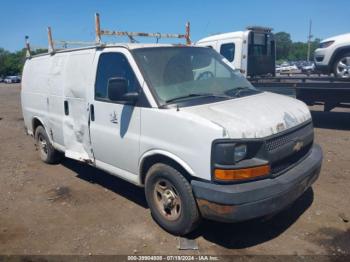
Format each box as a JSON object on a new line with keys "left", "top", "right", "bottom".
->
{"left": 196, "top": 26, "right": 276, "bottom": 77}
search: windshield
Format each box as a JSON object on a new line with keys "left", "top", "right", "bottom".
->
{"left": 132, "top": 47, "right": 259, "bottom": 106}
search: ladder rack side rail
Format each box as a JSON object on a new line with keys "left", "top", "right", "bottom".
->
{"left": 25, "top": 36, "right": 31, "bottom": 58}
{"left": 100, "top": 30, "right": 187, "bottom": 39}
{"left": 95, "top": 13, "right": 101, "bottom": 44}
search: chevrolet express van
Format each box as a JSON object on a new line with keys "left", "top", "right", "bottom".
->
{"left": 21, "top": 44, "right": 322, "bottom": 235}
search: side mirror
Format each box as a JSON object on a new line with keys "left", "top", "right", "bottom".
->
{"left": 122, "top": 92, "right": 139, "bottom": 103}
{"left": 107, "top": 77, "right": 139, "bottom": 104}
{"left": 107, "top": 77, "right": 128, "bottom": 101}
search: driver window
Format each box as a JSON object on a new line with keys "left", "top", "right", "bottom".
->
{"left": 95, "top": 52, "right": 140, "bottom": 100}
{"left": 220, "top": 43, "right": 235, "bottom": 62}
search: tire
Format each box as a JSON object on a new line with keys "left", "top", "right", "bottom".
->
{"left": 34, "top": 125, "right": 61, "bottom": 164}
{"left": 333, "top": 53, "right": 350, "bottom": 78}
{"left": 145, "top": 163, "right": 200, "bottom": 235}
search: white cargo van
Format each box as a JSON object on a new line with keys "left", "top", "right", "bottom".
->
{"left": 197, "top": 26, "right": 276, "bottom": 77}
{"left": 21, "top": 43, "right": 322, "bottom": 235}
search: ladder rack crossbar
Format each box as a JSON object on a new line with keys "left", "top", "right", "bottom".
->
{"left": 101, "top": 30, "right": 187, "bottom": 39}
{"left": 25, "top": 13, "right": 191, "bottom": 57}
{"left": 54, "top": 40, "right": 96, "bottom": 46}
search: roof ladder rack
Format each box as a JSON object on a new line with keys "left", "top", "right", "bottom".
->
{"left": 94, "top": 13, "right": 191, "bottom": 45}
{"left": 25, "top": 13, "right": 192, "bottom": 56}
{"left": 47, "top": 27, "right": 55, "bottom": 53}
{"left": 25, "top": 36, "right": 31, "bottom": 58}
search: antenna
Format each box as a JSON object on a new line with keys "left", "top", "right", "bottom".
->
{"left": 307, "top": 19, "right": 313, "bottom": 62}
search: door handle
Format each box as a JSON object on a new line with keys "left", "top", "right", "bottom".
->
{"left": 64, "top": 100, "right": 69, "bottom": 115}
{"left": 90, "top": 104, "right": 95, "bottom": 121}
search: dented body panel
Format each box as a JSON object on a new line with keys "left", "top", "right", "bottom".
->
{"left": 22, "top": 49, "right": 95, "bottom": 162}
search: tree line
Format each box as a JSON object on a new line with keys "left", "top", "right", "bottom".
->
{"left": 0, "top": 32, "right": 321, "bottom": 76}
{"left": 0, "top": 48, "right": 47, "bottom": 77}
{"left": 274, "top": 32, "right": 320, "bottom": 62}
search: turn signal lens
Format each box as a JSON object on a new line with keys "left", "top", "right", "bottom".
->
{"left": 214, "top": 165, "right": 270, "bottom": 181}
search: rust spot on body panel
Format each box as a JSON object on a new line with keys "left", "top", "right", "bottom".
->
{"left": 197, "top": 199, "right": 236, "bottom": 220}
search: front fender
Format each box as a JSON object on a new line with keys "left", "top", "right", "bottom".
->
{"left": 139, "top": 149, "right": 195, "bottom": 178}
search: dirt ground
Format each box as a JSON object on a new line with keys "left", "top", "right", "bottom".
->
{"left": 0, "top": 83, "right": 349, "bottom": 255}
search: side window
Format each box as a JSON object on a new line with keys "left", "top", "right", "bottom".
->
{"left": 95, "top": 52, "right": 140, "bottom": 100}
{"left": 220, "top": 43, "right": 235, "bottom": 62}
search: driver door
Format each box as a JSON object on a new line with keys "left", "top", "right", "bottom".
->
{"left": 89, "top": 50, "right": 141, "bottom": 181}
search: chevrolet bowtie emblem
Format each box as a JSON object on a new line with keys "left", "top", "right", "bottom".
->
{"left": 293, "top": 141, "right": 304, "bottom": 152}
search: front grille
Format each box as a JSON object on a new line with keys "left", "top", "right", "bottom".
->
{"left": 265, "top": 122, "right": 314, "bottom": 176}
{"left": 270, "top": 143, "right": 312, "bottom": 174}
{"left": 266, "top": 122, "right": 313, "bottom": 152}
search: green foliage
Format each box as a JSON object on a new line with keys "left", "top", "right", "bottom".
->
{"left": 0, "top": 48, "right": 47, "bottom": 77}
{"left": 275, "top": 32, "right": 292, "bottom": 61}
{"left": 275, "top": 31, "right": 321, "bottom": 61}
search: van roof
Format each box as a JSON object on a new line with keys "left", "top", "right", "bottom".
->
{"left": 196, "top": 31, "right": 246, "bottom": 44}
{"left": 29, "top": 42, "right": 191, "bottom": 58}
{"left": 196, "top": 26, "right": 273, "bottom": 44}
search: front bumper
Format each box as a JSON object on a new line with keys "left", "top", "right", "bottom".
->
{"left": 314, "top": 48, "right": 332, "bottom": 73}
{"left": 314, "top": 64, "right": 331, "bottom": 74}
{"left": 191, "top": 144, "right": 323, "bottom": 222}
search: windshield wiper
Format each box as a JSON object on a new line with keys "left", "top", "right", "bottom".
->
{"left": 228, "top": 87, "right": 259, "bottom": 97}
{"left": 165, "top": 93, "right": 230, "bottom": 104}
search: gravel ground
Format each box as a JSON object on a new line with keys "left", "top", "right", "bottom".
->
{"left": 0, "top": 83, "right": 349, "bottom": 255}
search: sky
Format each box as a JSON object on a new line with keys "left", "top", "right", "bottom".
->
{"left": 0, "top": 0, "right": 349, "bottom": 52}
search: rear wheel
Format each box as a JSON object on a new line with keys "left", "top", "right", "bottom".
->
{"left": 145, "top": 163, "right": 200, "bottom": 235}
{"left": 34, "top": 126, "right": 61, "bottom": 164}
{"left": 333, "top": 53, "right": 350, "bottom": 78}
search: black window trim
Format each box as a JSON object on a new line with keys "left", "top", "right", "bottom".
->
{"left": 94, "top": 51, "right": 151, "bottom": 107}
{"left": 220, "top": 42, "right": 235, "bottom": 62}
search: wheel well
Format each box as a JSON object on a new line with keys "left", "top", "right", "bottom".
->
{"left": 140, "top": 154, "right": 192, "bottom": 185}
{"left": 32, "top": 118, "right": 43, "bottom": 134}
{"left": 331, "top": 47, "right": 350, "bottom": 67}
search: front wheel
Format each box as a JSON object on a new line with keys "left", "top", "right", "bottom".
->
{"left": 333, "top": 53, "right": 350, "bottom": 78}
{"left": 34, "top": 126, "right": 62, "bottom": 164}
{"left": 145, "top": 163, "right": 200, "bottom": 235}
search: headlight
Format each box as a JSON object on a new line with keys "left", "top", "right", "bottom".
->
{"left": 212, "top": 142, "right": 247, "bottom": 165}
{"left": 319, "top": 41, "right": 334, "bottom": 48}
{"left": 234, "top": 144, "right": 247, "bottom": 162}
{"left": 211, "top": 141, "right": 270, "bottom": 182}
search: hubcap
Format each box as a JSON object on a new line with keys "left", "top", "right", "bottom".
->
{"left": 38, "top": 134, "right": 48, "bottom": 159}
{"left": 336, "top": 57, "right": 350, "bottom": 78}
{"left": 153, "top": 179, "right": 181, "bottom": 221}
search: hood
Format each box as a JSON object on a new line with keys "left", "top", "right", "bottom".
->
{"left": 182, "top": 92, "right": 311, "bottom": 139}
{"left": 322, "top": 33, "right": 350, "bottom": 43}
